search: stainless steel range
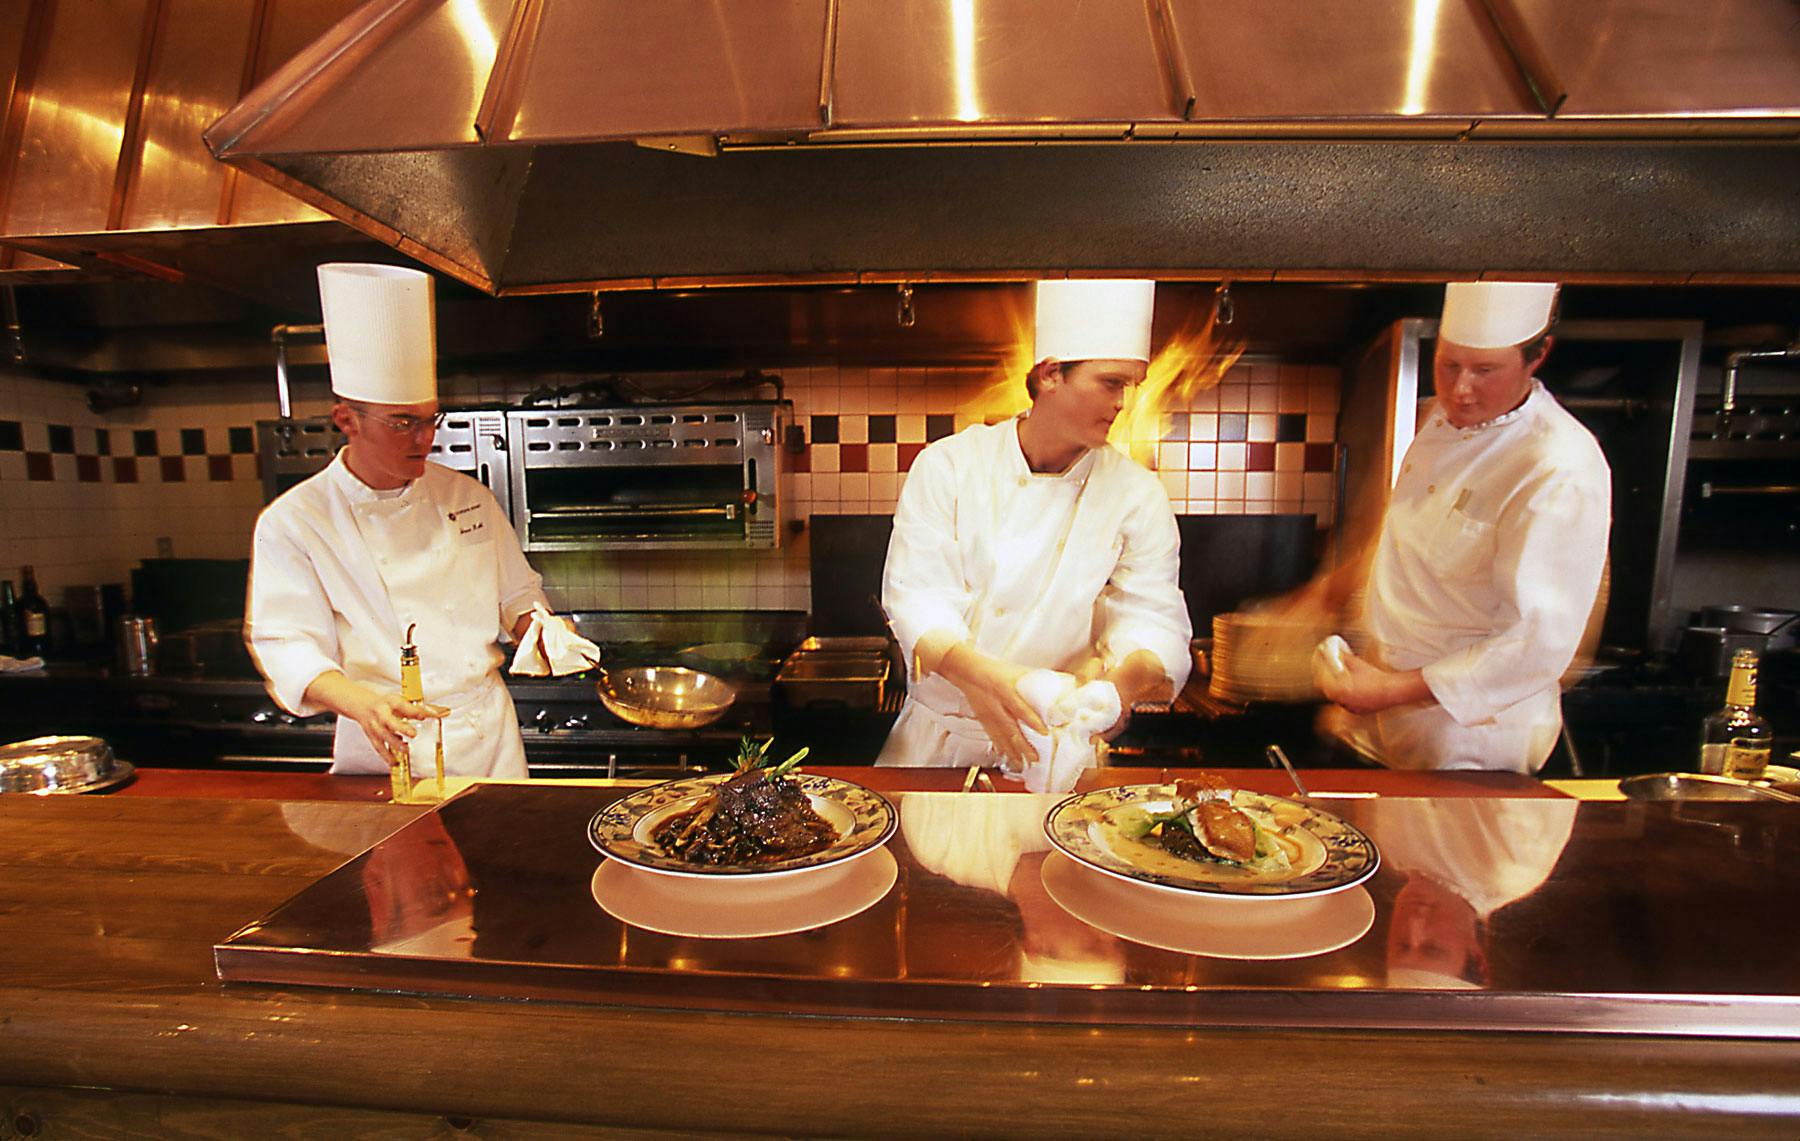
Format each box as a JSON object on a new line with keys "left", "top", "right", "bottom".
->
{"left": 4, "top": 611, "right": 813, "bottom": 780}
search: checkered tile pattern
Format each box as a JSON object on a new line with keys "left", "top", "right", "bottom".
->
{"left": 787, "top": 362, "right": 1341, "bottom": 524}
{"left": 0, "top": 419, "right": 258, "bottom": 484}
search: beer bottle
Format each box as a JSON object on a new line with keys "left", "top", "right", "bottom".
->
{"left": 1698, "top": 649, "right": 1774, "bottom": 780}
{"left": 17, "top": 566, "right": 49, "bottom": 658}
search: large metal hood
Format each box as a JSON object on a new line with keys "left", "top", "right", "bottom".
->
{"left": 198, "top": 0, "right": 1800, "bottom": 296}
{"left": 0, "top": 0, "right": 398, "bottom": 301}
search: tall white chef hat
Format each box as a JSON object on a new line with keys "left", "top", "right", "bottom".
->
{"left": 317, "top": 263, "right": 437, "bottom": 405}
{"left": 1032, "top": 279, "right": 1156, "bottom": 364}
{"left": 1439, "top": 281, "right": 1559, "bottom": 350}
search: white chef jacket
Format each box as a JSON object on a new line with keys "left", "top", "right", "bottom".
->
{"left": 246, "top": 453, "right": 547, "bottom": 778}
{"left": 1350, "top": 381, "right": 1611, "bottom": 773}
{"left": 878, "top": 417, "right": 1192, "bottom": 767}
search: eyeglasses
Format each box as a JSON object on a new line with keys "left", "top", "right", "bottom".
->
{"left": 353, "top": 408, "right": 447, "bottom": 436}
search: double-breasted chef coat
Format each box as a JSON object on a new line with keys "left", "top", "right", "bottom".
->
{"left": 246, "top": 453, "right": 547, "bottom": 778}
{"left": 878, "top": 417, "right": 1193, "bottom": 767}
{"left": 1345, "top": 380, "right": 1611, "bottom": 773}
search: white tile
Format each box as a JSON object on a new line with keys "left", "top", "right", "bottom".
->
{"left": 840, "top": 416, "right": 869, "bottom": 444}
{"left": 838, "top": 388, "right": 867, "bottom": 414}
{"left": 1245, "top": 472, "right": 1276, "bottom": 500}
{"left": 1186, "top": 471, "right": 1216, "bottom": 499}
{"left": 1159, "top": 470, "right": 1186, "bottom": 499}
{"left": 811, "top": 444, "right": 840, "bottom": 473}
{"left": 1187, "top": 443, "right": 1216, "bottom": 470}
{"left": 867, "top": 444, "right": 898, "bottom": 474}
{"left": 1247, "top": 413, "right": 1277, "bottom": 441}
{"left": 1217, "top": 471, "right": 1246, "bottom": 499}
{"left": 1217, "top": 442, "right": 1246, "bottom": 470}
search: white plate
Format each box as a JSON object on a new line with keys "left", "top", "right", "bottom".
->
{"left": 1045, "top": 783, "right": 1379, "bottom": 898}
{"left": 1041, "top": 851, "right": 1375, "bottom": 960}
{"left": 588, "top": 771, "right": 897, "bottom": 880}
{"left": 591, "top": 847, "right": 897, "bottom": 938}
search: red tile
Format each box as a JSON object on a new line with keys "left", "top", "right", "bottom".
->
{"left": 207, "top": 455, "right": 233, "bottom": 481}
{"left": 1245, "top": 442, "right": 1276, "bottom": 472}
{"left": 790, "top": 447, "right": 811, "bottom": 474}
{"left": 160, "top": 456, "right": 185, "bottom": 482}
{"left": 26, "top": 452, "right": 52, "bottom": 481}
{"left": 1304, "top": 443, "right": 1336, "bottom": 471}
{"left": 76, "top": 454, "right": 100, "bottom": 482}
{"left": 113, "top": 457, "right": 137, "bottom": 483}
{"left": 839, "top": 443, "right": 868, "bottom": 473}
{"left": 899, "top": 442, "right": 926, "bottom": 472}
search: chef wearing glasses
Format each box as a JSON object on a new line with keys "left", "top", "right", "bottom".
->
{"left": 1315, "top": 282, "right": 1612, "bottom": 773}
{"left": 245, "top": 263, "right": 547, "bottom": 779}
{"left": 878, "top": 279, "right": 1193, "bottom": 772}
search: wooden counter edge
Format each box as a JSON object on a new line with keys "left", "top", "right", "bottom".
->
{"left": 1, "top": 984, "right": 1796, "bottom": 1137}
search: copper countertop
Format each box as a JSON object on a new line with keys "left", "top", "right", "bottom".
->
{"left": 210, "top": 769, "right": 1799, "bottom": 1039}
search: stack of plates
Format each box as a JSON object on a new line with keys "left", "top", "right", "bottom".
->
{"left": 1208, "top": 611, "right": 1327, "bottom": 704}
{"left": 0, "top": 735, "right": 134, "bottom": 794}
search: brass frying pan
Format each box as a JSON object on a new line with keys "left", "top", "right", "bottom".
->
{"left": 596, "top": 666, "right": 735, "bottom": 730}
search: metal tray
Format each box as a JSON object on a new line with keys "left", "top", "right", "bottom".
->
{"left": 775, "top": 652, "right": 890, "bottom": 709}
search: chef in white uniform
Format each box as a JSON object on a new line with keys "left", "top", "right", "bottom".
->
{"left": 1318, "top": 282, "right": 1612, "bottom": 773}
{"left": 245, "top": 263, "right": 548, "bottom": 779}
{"left": 879, "top": 279, "right": 1193, "bottom": 769}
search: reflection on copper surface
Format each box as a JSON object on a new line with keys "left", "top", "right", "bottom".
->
{"left": 950, "top": 0, "right": 979, "bottom": 123}
{"left": 1400, "top": 0, "right": 1444, "bottom": 117}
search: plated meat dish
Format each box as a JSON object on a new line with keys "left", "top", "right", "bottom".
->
{"left": 651, "top": 738, "right": 838, "bottom": 866}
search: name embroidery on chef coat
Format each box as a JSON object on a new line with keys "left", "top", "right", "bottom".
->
{"left": 447, "top": 502, "right": 485, "bottom": 536}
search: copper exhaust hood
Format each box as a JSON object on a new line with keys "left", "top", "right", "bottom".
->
{"left": 200, "top": 0, "right": 1800, "bottom": 297}
{"left": 0, "top": 0, "right": 399, "bottom": 306}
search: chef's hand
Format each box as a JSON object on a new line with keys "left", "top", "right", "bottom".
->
{"left": 1097, "top": 650, "right": 1175, "bottom": 739}
{"left": 933, "top": 642, "right": 1048, "bottom": 771}
{"left": 303, "top": 671, "right": 446, "bottom": 762}
{"left": 1318, "top": 650, "right": 1433, "bottom": 714}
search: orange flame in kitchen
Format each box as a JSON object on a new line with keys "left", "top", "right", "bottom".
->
{"left": 963, "top": 287, "right": 1247, "bottom": 467}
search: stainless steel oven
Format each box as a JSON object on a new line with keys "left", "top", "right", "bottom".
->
{"left": 506, "top": 401, "right": 790, "bottom": 551}
{"left": 256, "top": 409, "right": 511, "bottom": 509}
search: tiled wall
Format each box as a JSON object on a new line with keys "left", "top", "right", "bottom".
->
{"left": 0, "top": 359, "right": 1340, "bottom": 618}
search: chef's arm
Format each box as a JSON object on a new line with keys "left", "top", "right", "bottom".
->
{"left": 1319, "top": 654, "right": 1434, "bottom": 714}
{"left": 915, "top": 631, "right": 1048, "bottom": 770}
{"left": 302, "top": 670, "right": 443, "bottom": 762}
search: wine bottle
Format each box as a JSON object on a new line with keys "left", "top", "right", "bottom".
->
{"left": 0, "top": 579, "right": 17, "bottom": 655}
{"left": 1698, "top": 649, "right": 1773, "bottom": 780}
{"left": 17, "top": 565, "right": 49, "bottom": 658}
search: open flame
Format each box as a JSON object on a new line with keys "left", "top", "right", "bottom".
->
{"left": 961, "top": 288, "right": 1247, "bottom": 467}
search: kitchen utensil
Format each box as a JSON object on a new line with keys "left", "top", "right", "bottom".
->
{"left": 773, "top": 648, "right": 890, "bottom": 709}
{"left": 1208, "top": 611, "right": 1327, "bottom": 703}
{"left": 1698, "top": 605, "right": 1800, "bottom": 645}
{"left": 0, "top": 735, "right": 134, "bottom": 794}
{"left": 116, "top": 616, "right": 158, "bottom": 676}
{"left": 596, "top": 666, "right": 735, "bottom": 730}
{"left": 1618, "top": 772, "right": 1800, "bottom": 803}
{"left": 1265, "top": 744, "right": 1310, "bottom": 797}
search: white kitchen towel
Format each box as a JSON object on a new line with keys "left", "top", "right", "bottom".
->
{"left": 1312, "top": 634, "right": 1351, "bottom": 693}
{"left": 508, "top": 603, "right": 601, "bottom": 677}
{"left": 1014, "top": 669, "right": 1122, "bottom": 793}
{"left": 0, "top": 654, "right": 45, "bottom": 673}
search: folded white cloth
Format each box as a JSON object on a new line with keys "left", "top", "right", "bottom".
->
{"left": 508, "top": 603, "right": 601, "bottom": 677}
{"left": 1013, "top": 669, "right": 1122, "bottom": 794}
{"left": 0, "top": 654, "right": 45, "bottom": 673}
{"left": 1312, "top": 634, "right": 1351, "bottom": 694}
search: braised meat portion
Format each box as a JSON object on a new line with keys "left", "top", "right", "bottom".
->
{"left": 653, "top": 768, "right": 837, "bottom": 866}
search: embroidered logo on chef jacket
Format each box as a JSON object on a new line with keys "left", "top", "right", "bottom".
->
{"left": 447, "top": 502, "right": 486, "bottom": 537}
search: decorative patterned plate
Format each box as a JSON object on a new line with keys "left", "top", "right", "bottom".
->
{"left": 1044, "top": 784, "right": 1379, "bottom": 898}
{"left": 588, "top": 772, "right": 897, "bottom": 880}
